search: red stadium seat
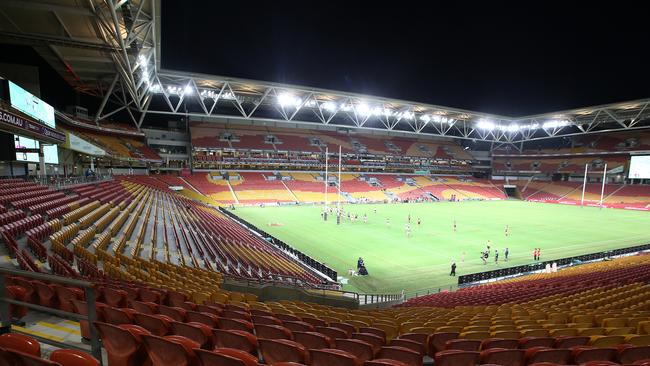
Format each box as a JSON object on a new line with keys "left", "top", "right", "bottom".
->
{"left": 317, "top": 326, "right": 349, "bottom": 340}
{"left": 554, "top": 336, "right": 591, "bottom": 349}
{"left": 130, "top": 301, "right": 158, "bottom": 315}
{"left": 310, "top": 348, "right": 362, "bottom": 366}
{"left": 170, "top": 321, "right": 213, "bottom": 349}
{"left": 141, "top": 334, "right": 198, "bottom": 366}
{"left": 377, "top": 346, "right": 423, "bottom": 366}
{"left": 571, "top": 346, "right": 617, "bottom": 364}
{"left": 519, "top": 337, "right": 556, "bottom": 349}
{"left": 31, "top": 281, "right": 57, "bottom": 308}
{"left": 480, "top": 348, "right": 526, "bottom": 366}
{"left": 50, "top": 349, "right": 100, "bottom": 366}
{"left": 335, "top": 338, "right": 375, "bottom": 362}
{"left": 258, "top": 339, "right": 308, "bottom": 364}
{"left": 428, "top": 332, "right": 460, "bottom": 356}
{"left": 254, "top": 324, "right": 293, "bottom": 340}
{"left": 389, "top": 339, "right": 424, "bottom": 356}
{"left": 283, "top": 321, "right": 315, "bottom": 332}
{"left": 524, "top": 346, "right": 572, "bottom": 365}
{"left": 219, "top": 318, "right": 254, "bottom": 333}
{"left": 94, "top": 321, "right": 150, "bottom": 366}
{"left": 72, "top": 300, "right": 107, "bottom": 340}
{"left": 194, "top": 348, "right": 259, "bottom": 366}
{"left": 0, "top": 333, "right": 40, "bottom": 357}
{"left": 352, "top": 332, "right": 385, "bottom": 353}
{"left": 292, "top": 331, "right": 333, "bottom": 350}
{"left": 157, "top": 305, "right": 187, "bottom": 322}
{"left": 186, "top": 311, "right": 219, "bottom": 327}
{"left": 445, "top": 339, "right": 481, "bottom": 351}
{"left": 482, "top": 338, "right": 520, "bottom": 350}
{"left": 133, "top": 313, "right": 173, "bottom": 336}
{"left": 618, "top": 345, "right": 650, "bottom": 364}
{"left": 434, "top": 350, "right": 480, "bottom": 366}
{"left": 103, "top": 306, "right": 136, "bottom": 326}
{"left": 212, "top": 329, "right": 258, "bottom": 355}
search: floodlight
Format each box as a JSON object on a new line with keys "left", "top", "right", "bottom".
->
{"left": 420, "top": 114, "right": 431, "bottom": 123}
{"left": 221, "top": 91, "right": 235, "bottom": 100}
{"left": 183, "top": 84, "right": 193, "bottom": 95}
{"left": 322, "top": 101, "right": 337, "bottom": 112}
{"left": 400, "top": 112, "right": 414, "bottom": 120}
{"left": 383, "top": 108, "right": 393, "bottom": 117}
{"left": 277, "top": 93, "right": 300, "bottom": 107}
{"left": 543, "top": 119, "right": 569, "bottom": 129}
{"left": 356, "top": 103, "right": 370, "bottom": 116}
{"left": 477, "top": 119, "right": 495, "bottom": 130}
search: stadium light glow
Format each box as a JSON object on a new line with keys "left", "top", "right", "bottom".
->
{"left": 400, "top": 111, "right": 414, "bottom": 120}
{"left": 477, "top": 119, "right": 495, "bottom": 130}
{"left": 420, "top": 114, "right": 431, "bottom": 123}
{"left": 543, "top": 119, "right": 570, "bottom": 129}
{"left": 341, "top": 104, "right": 352, "bottom": 112}
{"left": 321, "top": 101, "right": 337, "bottom": 112}
{"left": 150, "top": 83, "right": 162, "bottom": 93}
{"left": 356, "top": 103, "right": 370, "bottom": 116}
{"left": 138, "top": 54, "right": 147, "bottom": 67}
{"left": 221, "top": 91, "right": 236, "bottom": 100}
{"left": 498, "top": 123, "right": 521, "bottom": 132}
{"left": 183, "top": 84, "right": 193, "bottom": 95}
{"left": 277, "top": 93, "right": 302, "bottom": 107}
{"left": 372, "top": 106, "right": 383, "bottom": 116}
{"left": 383, "top": 108, "right": 393, "bottom": 117}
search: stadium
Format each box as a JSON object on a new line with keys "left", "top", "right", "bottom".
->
{"left": 0, "top": 1, "right": 648, "bottom": 366}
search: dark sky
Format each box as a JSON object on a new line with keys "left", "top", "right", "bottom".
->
{"left": 161, "top": 2, "right": 650, "bottom": 117}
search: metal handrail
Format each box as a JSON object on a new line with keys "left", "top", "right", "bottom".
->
{"left": 0, "top": 268, "right": 102, "bottom": 365}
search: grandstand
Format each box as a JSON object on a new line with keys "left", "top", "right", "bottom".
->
{"left": 1, "top": 1, "right": 650, "bottom": 365}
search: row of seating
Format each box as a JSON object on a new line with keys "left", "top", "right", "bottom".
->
{"left": 0, "top": 333, "right": 98, "bottom": 366}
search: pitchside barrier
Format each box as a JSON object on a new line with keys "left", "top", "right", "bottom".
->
{"left": 458, "top": 243, "right": 650, "bottom": 286}
{"left": 219, "top": 207, "right": 338, "bottom": 282}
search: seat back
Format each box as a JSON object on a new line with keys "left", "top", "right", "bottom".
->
{"left": 195, "top": 348, "right": 258, "bottom": 366}
{"left": 50, "top": 349, "right": 100, "bottom": 366}
{"left": 0, "top": 333, "right": 40, "bottom": 357}
{"left": 258, "top": 339, "right": 307, "bottom": 365}
{"left": 141, "top": 334, "right": 193, "bottom": 366}
{"left": 434, "top": 350, "right": 480, "bottom": 366}
{"left": 335, "top": 338, "right": 375, "bottom": 362}
{"left": 212, "top": 329, "right": 257, "bottom": 355}
{"left": 310, "top": 348, "right": 361, "bottom": 366}
{"left": 377, "top": 346, "right": 423, "bottom": 366}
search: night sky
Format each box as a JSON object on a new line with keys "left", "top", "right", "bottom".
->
{"left": 161, "top": 2, "right": 650, "bottom": 117}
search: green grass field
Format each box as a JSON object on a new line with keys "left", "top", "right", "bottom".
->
{"left": 234, "top": 201, "right": 650, "bottom": 295}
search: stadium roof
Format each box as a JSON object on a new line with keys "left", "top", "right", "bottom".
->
{"left": 1, "top": 0, "right": 649, "bottom": 149}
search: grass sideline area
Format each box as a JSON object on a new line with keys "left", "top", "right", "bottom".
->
{"left": 234, "top": 201, "right": 650, "bottom": 295}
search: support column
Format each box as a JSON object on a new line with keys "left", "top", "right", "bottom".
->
{"left": 38, "top": 145, "right": 45, "bottom": 178}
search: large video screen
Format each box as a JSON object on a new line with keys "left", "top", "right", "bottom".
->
{"left": 628, "top": 155, "right": 650, "bottom": 179}
{"left": 8, "top": 81, "right": 55, "bottom": 128}
{"left": 14, "top": 135, "right": 58, "bottom": 164}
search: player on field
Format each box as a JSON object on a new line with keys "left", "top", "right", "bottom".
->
{"left": 504, "top": 224, "right": 509, "bottom": 237}
{"left": 408, "top": 214, "right": 411, "bottom": 223}
{"left": 417, "top": 217, "right": 421, "bottom": 227}
{"left": 453, "top": 220, "right": 457, "bottom": 232}
{"left": 505, "top": 247, "right": 509, "bottom": 261}
{"left": 494, "top": 249, "right": 499, "bottom": 264}
{"left": 405, "top": 223, "right": 411, "bottom": 237}
{"left": 386, "top": 217, "right": 390, "bottom": 227}
{"left": 363, "top": 214, "right": 367, "bottom": 223}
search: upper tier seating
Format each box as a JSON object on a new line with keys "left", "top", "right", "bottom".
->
{"left": 190, "top": 122, "right": 475, "bottom": 160}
